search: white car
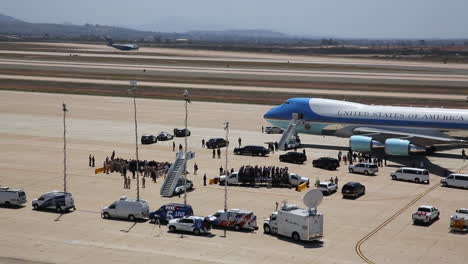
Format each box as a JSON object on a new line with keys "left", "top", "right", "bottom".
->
{"left": 174, "top": 179, "right": 193, "bottom": 195}
{"left": 349, "top": 163, "right": 379, "bottom": 175}
{"left": 317, "top": 181, "right": 337, "bottom": 195}
{"left": 168, "top": 216, "right": 211, "bottom": 235}
{"left": 101, "top": 196, "right": 149, "bottom": 221}
{"left": 265, "top": 126, "right": 284, "bottom": 134}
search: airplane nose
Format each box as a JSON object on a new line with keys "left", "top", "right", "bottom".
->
{"left": 263, "top": 107, "right": 277, "bottom": 120}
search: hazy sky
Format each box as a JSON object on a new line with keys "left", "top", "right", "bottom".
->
{"left": 2, "top": 0, "right": 467, "bottom": 38}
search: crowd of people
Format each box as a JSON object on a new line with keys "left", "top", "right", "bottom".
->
{"left": 338, "top": 150, "right": 386, "bottom": 167}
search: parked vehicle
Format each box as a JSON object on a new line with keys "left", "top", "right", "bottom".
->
{"left": 341, "top": 182, "right": 365, "bottom": 198}
{"left": 101, "top": 196, "right": 149, "bottom": 221}
{"left": 265, "top": 126, "right": 284, "bottom": 134}
{"left": 450, "top": 208, "right": 468, "bottom": 232}
{"left": 412, "top": 205, "right": 439, "bottom": 225}
{"left": 168, "top": 216, "right": 211, "bottom": 235}
{"left": 312, "top": 157, "right": 340, "bottom": 170}
{"left": 173, "top": 128, "right": 191, "bottom": 137}
{"left": 208, "top": 209, "right": 258, "bottom": 231}
{"left": 441, "top": 174, "right": 468, "bottom": 188}
{"left": 317, "top": 181, "right": 337, "bottom": 195}
{"left": 0, "top": 187, "right": 27, "bottom": 206}
{"left": 174, "top": 179, "right": 193, "bottom": 195}
{"left": 391, "top": 167, "right": 430, "bottom": 184}
{"left": 32, "top": 191, "right": 75, "bottom": 212}
{"left": 141, "top": 134, "right": 157, "bottom": 144}
{"left": 149, "top": 203, "right": 194, "bottom": 224}
{"left": 220, "top": 171, "right": 309, "bottom": 187}
{"left": 263, "top": 203, "right": 323, "bottom": 242}
{"left": 157, "top": 132, "right": 174, "bottom": 141}
{"left": 279, "top": 152, "right": 307, "bottom": 164}
{"left": 206, "top": 138, "right": 228, "bottom": 149}
{"left": 233, "top": 145, "right": 270, "bottom": 156}
{"left": 348, "top": 163, "right": 378, "bottom": 175}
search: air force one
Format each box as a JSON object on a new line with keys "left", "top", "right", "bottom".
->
{"left": 105, "top": 37, "right": 139, "bottom": 51}
{"left": 264, "top": 98, "right": 468, "bottom": 156}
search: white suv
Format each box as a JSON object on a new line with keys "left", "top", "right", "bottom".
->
{"left": 317, "top": 181, "right": 337, "bottom": 195}
{"left": 349, "top": 163, "right": 378, "bottom": 175}
{"left": 168, "top": 216, "right": 211, "bottom": 235}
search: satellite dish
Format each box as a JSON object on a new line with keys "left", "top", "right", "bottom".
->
{"left": 303, "top": 189, "right": 323, "bottom": 209}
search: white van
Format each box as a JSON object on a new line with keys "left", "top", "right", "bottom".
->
{"left": 101, "top": 196, "right": 149, "bottom": 221}
{"left": 441, "top": 174, "right": 468, "bottom": 189}
{"left": 391, "top": 167, "right": 430, "bottom": 184}
{"left": 0, "top": 187, "right": 27, "bottom": 206}
{"left": 32, "top": 191, "right": 75, "bottom": 212}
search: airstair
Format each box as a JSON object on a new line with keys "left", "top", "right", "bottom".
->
{"left": 160, "top": 151, "right": 195, "bottom": 197}
{"left": 278, "top": 113, "right": 304, "bottom": 151}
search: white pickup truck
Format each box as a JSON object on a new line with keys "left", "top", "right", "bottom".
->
{"left": 412, "top": 205, "right": 440, "bottom": 225}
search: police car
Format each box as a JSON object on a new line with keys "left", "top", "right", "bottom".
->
{"left": 149, "top": 203, "right": 194, "bottom": 224}
{"left": 168, "top": 216, "right": 211, "bottom": 235}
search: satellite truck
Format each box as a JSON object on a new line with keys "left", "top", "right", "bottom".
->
{"left": 263, "top": 189, "right": 324, "bottom": 242}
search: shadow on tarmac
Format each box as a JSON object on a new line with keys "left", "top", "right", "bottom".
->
{"left": 276, "top": 236, "right": 324, "bottom": 248}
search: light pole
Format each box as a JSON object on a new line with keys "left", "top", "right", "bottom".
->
{"left": 223, "top": 121, "right": 230, "bottom": 238}
{"left": 183, "top": 89, "right": 191, "bottom": 206}
{"left": 62, "top": 103, "right": 68, "bottom": 193}
{"left": 129, "top": 80, "right": 140, "bottom": 201}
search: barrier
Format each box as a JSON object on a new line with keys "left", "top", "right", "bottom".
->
{"left": 296, "top": 182, "right": 308, "bottom": 192}
{"left": 95, "top": 167, "right": 105, "bottom": 174}
{"left": 209, "top": 178, "right": 219, "bottom": 185}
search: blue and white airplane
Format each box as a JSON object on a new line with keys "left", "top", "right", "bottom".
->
{"left": 105, "top": 37, "right": 139, "bottom": 51}
{"left": 264, "top": 98, "right": 468, "bottom": 156}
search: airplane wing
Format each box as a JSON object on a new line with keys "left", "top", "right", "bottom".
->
{"left": 352, "top": 127, "right": 466, "bottom": 146}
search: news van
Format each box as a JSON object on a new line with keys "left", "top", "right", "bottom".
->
{"left": 101, "top": 196, "right": 149, "bottom": 221}
{"left": 149, "top": 203, "right": 194, "bottom": 224}
{"left": 32, "top": 191, "right": 75, "bottom": 212}
{"left": 0, "top": 187, "right": 27, "bottom": 206}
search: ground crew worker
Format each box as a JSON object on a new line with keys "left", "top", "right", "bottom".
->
{"left": 335, "top": 176, "right": 339, "bottom": 186}
{"left": 89, "top": 154, "right": 92, "bottom": 167}
{"left": 142, "top": 176, "right": 146, "bottom": 188}
{"left": 128, "top": 177, "right": 131, "bottom": 189}
{"left": 238, "top": 137, "right": 242, "bottom": 147}
{"left": 219, "top": 166, "right": 223, "bottom": 175}
{"left": 330, "top": 177, "right": 334, "bottom": 183}
{"left": 217, "top": 148, "right": 221, "bottom": 159}
{"left": 111, "top": 150, "right": 115, "bottom": 160}
{"left": 262, "top": 126, "right": 264, "bottom": 133}
{"left": 212, "top": 148, "right": 215, "bottom": 158}
{"left": 179, "top": 144, "right": 183, "bottom": 152}
{"left": 302, "top": 149, "right": 306, "bottom": 156}
{"left": 194, "top": 163, "right": 198, "bottom": 175}
{"left": 91, "top": 155, "right": 95, "bottom": 167}
{"left": 202, "top": 139, "right": 205, "bottom": 148}
{"left": 123, "top": 176, "right": 127, "bottom": 189}
{"left": 463, "top": 149, "right": 466, "bottom": 161}
{"left": 203, "top": 174, "right": 207, "bottom": 186}
{"left": 338, "top": 151, "right": 342, "bottom": 162}
{"left": 172, "top": 142, "right": 175, "bottom": 151}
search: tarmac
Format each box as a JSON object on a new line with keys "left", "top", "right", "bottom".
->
{"left": 1, "top": 90, "right": 468, "bottom": 264}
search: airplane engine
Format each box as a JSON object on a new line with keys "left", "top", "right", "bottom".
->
{"left": 384, "top": 139, "right": 426, "bottom": 156}
{"left": 349, "top": 135, "right": 384, "bottom": 152}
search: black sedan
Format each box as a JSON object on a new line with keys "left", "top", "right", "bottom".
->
{"left": 312, "top": 157, "right": 340, "bottom": 170}
{"left": 234, "top": 145, "right": 270, "bottom": 156}
{"left": 279, "top": 152, "right": 307, "bottom": 164}
{"left": 173, "top": 128, "right": 191, "bottom": 137}
{"left": 141, "top": 134, "right": 157, "bottom": 145}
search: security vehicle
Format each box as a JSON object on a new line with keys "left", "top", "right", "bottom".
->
{"left": 412, "top": 205, "right": 440, "bottom": 225}
{"left": 312, "top": 157, "right": 340, "bottom": 170}
{"left": 208, "top": 209, "right": 258, "bottom": 231}
{"left": 101, "top": 196, "right": 149, "bottom": 221}
{"left": 157, "top": 132, "right": 174, "bottom": 141}
{"left": 348, "top": 163, "right": 378, "bottom": 175}
{"left": 341, "top": 182, "right": 365, "bottom": 198}
{"left": 173, "top": 128, "right": 191, "bottom": 137}
{"left": 206, "top": 138, "right": 228, "bottom": 149}
{"left": 174, "top": 179, "right": 194, "bottom": 195}
{"left": 441, "top": 174, "right": 468, "bottom": 188}
{"left": 168, "top": 216, "right": 211, "bottom": 235}
{"left": 233, "top": 145, "right": 270, "bottom": 156}
{"left": 450, "top": 208, "right": 468, "bottom": 232}
{"left": 264, "top": 126, "right": 284, "bottom": 134}
{"left": 141, "top": 134, "right": 157, "bottom": 145}
{"left": 263, "top": 203, "right": 323, "bottom": 242}
{"left": 279, "top": 152, "right": 307, "bottom": 164}
{"left": 149, "top": 203, "right": 194, "bottom": 224}
{"left": 32, "top": 191, "right": 75, "bottom": 212}
{"left": 317, "top": 181, "right": 338, "bottom": 195}
{"left": 0, "top": 187, "right": 27, "bottom": 206}
{"left": 391, "top": 167, "right": 430, "bottom": 184}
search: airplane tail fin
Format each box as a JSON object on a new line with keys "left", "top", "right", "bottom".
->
{"left": 105, "top": 36, "right": 113, "bottom": 45}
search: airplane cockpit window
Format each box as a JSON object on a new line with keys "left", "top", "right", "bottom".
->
{"left": 283, "top": 100, "right": 290, "bottom": 104}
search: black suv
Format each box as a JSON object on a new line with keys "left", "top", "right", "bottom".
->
{"left": 312, "top": 157, "right": 340, "bottom": 170}
{"left": 341, "top": 182, "right": 366, "bottom": 199}
{"left": 173, "top": 128, "right": 191, "bottom": 137}
{"left": 141, "top": 135, "right": 157, "bottom": 145}
{"left": 279, "top": 152, "right": 307, "bottom": 164}
{"left": 234, "top": 145, "right": 270, "bottom": 156}
{"left": 206, "top": 138, "right": 228, "bottom": 149}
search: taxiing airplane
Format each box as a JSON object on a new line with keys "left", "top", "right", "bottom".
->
{"left": 105, "top": 37, "right": 139, "bottom": 51}
{"left": 264, "top": 98, "right": 468, "bottom": 156}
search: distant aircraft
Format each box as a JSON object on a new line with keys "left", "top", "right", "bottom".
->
{"left": 105, "top": 37, "right": 139, "bottom": 51}
{"left": 264, "top": 98, "right": 468, "bottom": 156}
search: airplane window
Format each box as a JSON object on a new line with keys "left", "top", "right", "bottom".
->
{"left": 283, "top": 101, "right": 290, "bottom": 104}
